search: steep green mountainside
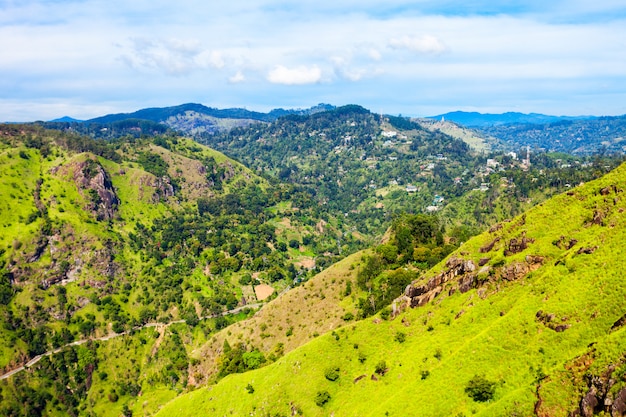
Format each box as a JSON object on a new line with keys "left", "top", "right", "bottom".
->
{"left": 479, "top": 115, "right": 626, "bottom": 155}
{"left": 0, "top": 125, "right": 362, "bottom": 416}
{"left": 157, "top": 162, "right": 626, "bottom": 417}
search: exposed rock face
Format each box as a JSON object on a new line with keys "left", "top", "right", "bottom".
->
{"left": 480, "top": 237, "right": 500, "bottom": 253}
{"left": 589, "top": 210, "right": 606, "bottom": 226}
{"left": 612, "top": 387, "right": 626, "bottom": 416}
{"left": 611, "top": 314, "right": 626, "bottom": 332}
{"left": 73, "top": 159, "right": 119, "bottom": 220}
{"left": 394, "top": 253, "right": 544, "bottom": 316}
{"left": 501, "top": 256, "right": 543, "bottom": 281}
{"left": 403, "top": 257, "right": 477, "bottom": 308}
{"left": 577, "top": 246, "right": 599, "bottom": 255}
{"left": 151, "top": 176, "right": 175, "bottom": 203}
{"left": 535, "top": 310, "right": 570, "bottom": 332}
{"left": 573, "top": 359, "right": 626, "bottom": 417}
{"left": 478, "top": 257, "right": 491, "bottom": 266}
{"left": 581, "top": 385, "right": 599, "bottom": 417}
{"left": 504, "top": 233, "right": 535, "bottom": 256}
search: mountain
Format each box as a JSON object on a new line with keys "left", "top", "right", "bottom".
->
{"left": 430, "top": 111, "right": 595, "bottom": 127}
{"left": 79, "top": 103, "right": 335, "bottom": 136}
{"left": 199, "top": 105, "right": 621, "bottom": 237}
{"left": 48, "top": 116, "right": 83, "bottom": 123}
{"left": 0, "top": 124, "right": 363, "bottom": 416}
{"left": 1, "top": 110, "right": 623, "bottom": 416}
{"left": 156, "top": 161, "right": 626, "bottom": 417}
{"left": 479, "top": 115, "right": 626, "bottom": 155}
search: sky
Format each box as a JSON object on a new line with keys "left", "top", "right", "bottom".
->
{"left": 1, "top": 0, "right": 626, "bottom": 121}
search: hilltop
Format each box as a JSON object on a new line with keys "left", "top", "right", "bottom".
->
{"left": 156, "top": 160, "right": 626, "bottom": 417}
{"left": 43, "top": 103, "right": 335, "bottom": 138}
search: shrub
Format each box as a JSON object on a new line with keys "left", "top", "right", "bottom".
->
{"left": 324, "top": 367, "right": 340, "bottom": 381}
{"left": 315, "top": 390, "right": 331, "bottom": 406}
{"left": 108, "top": 390, "right": 119, "bottom": 402}
{"left": 394, "top": 331, "right": 406, "bottom": 343}
{"left": 465, "top": 375, "right": 496, "bottom": 402}
{"left": 375, "top": 360, "right": 387, "bottom": 375}
{"left": 245, "top": 383, "right": 254, "bottom": 394}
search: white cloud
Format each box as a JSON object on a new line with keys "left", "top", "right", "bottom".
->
{"left": 388, "top": 35, "right": 447, "bottom": 54}
{"left": 2, "top": 0, "right": 626, "bottom": 120}
{"left": 229, "top": 71, "right": 246, "bottom": 83}
{"left": 195, "top": 50, "right": 225, "bottom": 69}
{"left": 267, "top": 65, "right": 322, "bottom": 85}
{"left": 368, "top": 48, "right": 382, "bottom": 61}
{"left": 121, "top": 38, "right": 225, "bottom": 75}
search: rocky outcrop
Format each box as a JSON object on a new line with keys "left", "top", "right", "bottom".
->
{"left": 73, "top": 159, "right": 119, "bottom": 220}
{"left": 535, "top": 310, "right": 570, "bottom": 332}
{"left": 151, "top": 176, "right": 175, "bottom": 203}
{"left": 611, "top": 314, "right": 626, "bottom": 332}
{"left": 553, "top": 235, "right": 578, "bottom": 250}
{"left": 504, "top": 232, "right": 535, "bottom": 256}
{"left": 578, "top": 246, "right": 599, "bottom": 255}
{"left": 394, "top": 253, "right": 544, "bottom": 316}
{"left": 402, "top": 257, "right": 477, "bottom": 308}
{"left": 480, "top": 237, "right": 500, "bottom": 253}
{"left": 576, "top": 365, "right": 626, "bottom": 417}
{"left": 501, "top": 256, "right": 543, "bottom": 281}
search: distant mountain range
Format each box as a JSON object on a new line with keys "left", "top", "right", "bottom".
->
{"left": 53, "top": 103, "right": 335, "bottom": 125}
{"left": 429, "top": 111, "right": 596, "bottom": 127}
{"left": 43, "top": 104, "right": 626, "bottom": 155}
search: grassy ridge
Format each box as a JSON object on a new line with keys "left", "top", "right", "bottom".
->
{"left": 156, "top": 163, "right": 626, "bottom": 416}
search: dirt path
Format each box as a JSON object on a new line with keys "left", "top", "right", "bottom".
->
{"left": 0, "top": 303, "right": 261, "bottom": 381}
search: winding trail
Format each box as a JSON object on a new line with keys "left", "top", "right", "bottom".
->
{"left": 0, "top": 303, "right": 262, "bottom": 381}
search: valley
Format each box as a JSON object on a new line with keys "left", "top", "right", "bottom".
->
{"left": 0, "top": 105, "right": 625, "bottom": 416}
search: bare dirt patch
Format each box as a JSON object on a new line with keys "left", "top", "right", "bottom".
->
{"left": 254, "top": 284, "right": 275, "bottom": 301}
{"left": 295, "top": 257, "right": 316, "bottom": 270}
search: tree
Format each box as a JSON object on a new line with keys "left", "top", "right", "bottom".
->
{"left": 0, "top": 270, "right": 13, "bottom": 305}
{"left": 465, "top": 375, "right": 496, "bottom": 402}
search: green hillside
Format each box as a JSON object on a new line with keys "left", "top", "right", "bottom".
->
{"left": 156, "top": 162, "right": 626, "bottom": 416}
{"left": 0, "top": 125, "right": 365, "bottom": 416}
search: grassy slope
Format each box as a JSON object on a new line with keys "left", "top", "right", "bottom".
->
{"left": 419, "top": 119, "right": 491, "bottom": 152}
{"left": 156, "top": 163, "right": 626, "bottom": 417}
{"left": 187, "top": 250, "right": 364, "bottom": 386}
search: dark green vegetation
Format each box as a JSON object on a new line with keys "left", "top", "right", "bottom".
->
{"left": 431, "top": 110, "right": 594, "bottom": 127}
{"left": 41, "top": 102, "right": 335, "bottom": 139}
{"left": 156, "top": 158, "right": 626, "bottom": 417}
{"left": 479, "top": 115, "right": 626, "bottom": 155}
{"left": 0, "top": 124, "right": 357, "bottom": 416}
{"left": 200, "top": 105, "right": 621, "bottom": 236}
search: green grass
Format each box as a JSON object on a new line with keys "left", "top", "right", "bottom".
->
{"left": 156, "top": 163, "right": 626, "bottom": 416}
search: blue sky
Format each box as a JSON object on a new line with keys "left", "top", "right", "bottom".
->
{"left": 1, "top": 0, "right": 626, "bottom": 121}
